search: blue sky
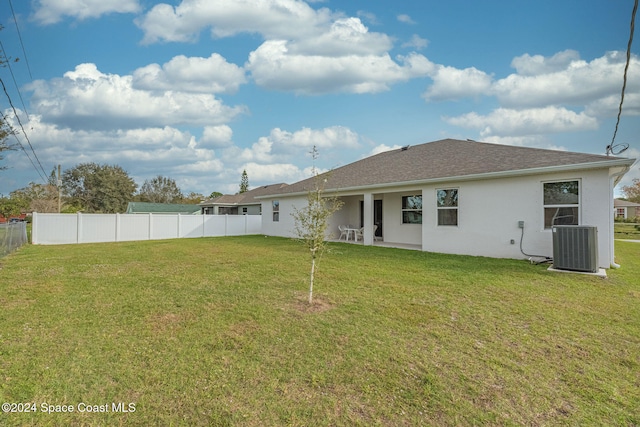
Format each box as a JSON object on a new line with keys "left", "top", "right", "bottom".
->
{"left": 1, "top": 0, "right": 638, "bottom": 197}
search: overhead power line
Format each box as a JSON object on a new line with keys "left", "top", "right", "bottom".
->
{"left": 609, "top": 0, "right": 637, "bottom": 151}
{"left": 0, "top": 77, "right": 47, "bottom": 182}
{"left": 0, "top": 40, "right": 31, "bottom": 119}
{"left": 8, "top": 0, "right": 33, "bottom": 81}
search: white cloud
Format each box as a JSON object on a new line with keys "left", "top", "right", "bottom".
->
{"left": 132, "top": 54, "right": 246, "bottom": 94}
{"left": 510, "top": 50, "right": 581, "bottom": 76}
{"left": 225, "top": 126, "right": 362, "bottom": 164}
{"left": 397, "top": 14, "right": 415, "bottom": 24}
{"left": 32, "top": 0, "right": 140, "bottom": 24}
{"left": 246, "top": 41, "right": 432, "bottom": 94}
{"left": 27, "top": 63, "right": 247, "bottom": 131}
{"left": 402, "top": 34, "right": 429, "bottom": 50}
{"left": 288, "top": 18, "right": 392, "bottom": 56}
{"left": 200, "top": 126, "right": 234, "bottom": 149}
{"left": 444, "top": 107, "right": 599, "bottom": 137}
{"left": 242, "top": 162, "right": 306, "bottom": 184}
{"left": 423, "top": 65, "right": 493, "bottom": 101}
{"left": 269, "top": 126, "right": 361, "bottom": 150}
{"left": 136, "top": 0, "right": 334, "bottom": 44}
{"left": 493, "top": 51, "right": 639, "bottom": 108}
{"left": 368, "top": 144, "right": 402, "bottom": 156}
{"left": 585, "top": 93, "right": 640, "bottom": 118}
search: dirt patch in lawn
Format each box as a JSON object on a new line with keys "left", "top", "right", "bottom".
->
{"left": 290, "top": 291, "right": 335, "bottom": 314}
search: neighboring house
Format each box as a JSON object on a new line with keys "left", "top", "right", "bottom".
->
{"left": 0, "top": 213, "right": 28, "bottom": 223}
{"left": 200, "top": 183, "right": 288, "bottom": 215}
{"left": 614, "top": 199, "right": 640, "bottom": 219}
{"left": 125, "top": 202, "right": 201, "bottom": 215}
{"left": 258, "top": 138, "right": 636, "bottom": 269}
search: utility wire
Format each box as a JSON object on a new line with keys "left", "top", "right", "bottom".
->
{"left": 0, "top": 109, "right": 45, "bottom": 182}
{"left": 8, "top": 0, "right": 33, "bottom": 81}
{"left": 0, "top": 40, "right": 31, "bottom": 119}
{"left": 0, "top": 77, "right": 47, "bottom": 182}
{"left": 610, "top": 0, "right": 637, "bottom": 149}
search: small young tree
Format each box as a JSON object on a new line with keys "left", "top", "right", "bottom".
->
{"left": 291, "top": 147, "right": 343, "bottom": 304}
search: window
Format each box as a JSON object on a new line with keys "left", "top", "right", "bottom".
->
{"left": 402, "top": 195, "right": 422, "bottom": 224}
{"left": 616, "top": 208, "right": 625, "bottom": 218}
{"left": 272, "top": 200, "right": 280, "bottom": 222}
{"left": 543, "top": 180, "right": 579, "bottom": 228}
{"left": 242, "top": 207, "right": 248, "bottom": 215}
{"left": 437, "top": 189, "right": 458, "bottom": 226}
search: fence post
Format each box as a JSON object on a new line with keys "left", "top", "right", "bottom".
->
{"left": 77, "top": 212, "right": 82, "bottom": 244}
{"left": 32, "top": 212, "right": 38, "bottom": 244}
{"left": 148, "top": 213, "right": 153, "bottom": 240}
{"left": 115, "top": 213, "right": 120, "bottom": 242}
{"left": 177, "top": 214, "right": 182, "bottom": 238}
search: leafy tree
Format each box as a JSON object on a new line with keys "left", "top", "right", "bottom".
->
{"left": 0, "top": 113, "right": 16, "bottom": 172}
{"left": 209, "top": 191, "right": 223, "bottom": 199}
{"left": 181, "top": 192, "right": 206, "bottom": 204}
{"left": 291, "top": 147, "right": 343, "bottom": 304}
{"left": 622, "top": 178, "right": 640, "bottom": 203}
{"left": 138, "top": 175, "right": 183, "bottom": 203}
{"left": 239, "top": 169, "right": 249, "bottom": 194}
{"left": 11, "top": 182, "right": 59, "bottom": 213}
{"left": 62, "top": 163, "right": 137, "bottom": 213}
{"left": 0, "top": 194, "right": 27, "bottom": 219}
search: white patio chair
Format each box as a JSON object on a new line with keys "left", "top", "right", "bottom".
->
{"left": 338, "top": 225, "right": 349, "bottom": 240}
{"left": 373, "top": 224, "right": 381, "bottom": 241}
{"left": 354, "top": 225, "right": 380, "bottom": 242}
{"left": 353, "top": 227, "right": 364, "bottom": 242}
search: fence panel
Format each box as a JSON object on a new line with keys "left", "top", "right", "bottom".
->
{"left": 151, "top": 215, "right": 180, "bottom": 240}
{"left": 182, "top": 215, "right": 206, "bottom": 238}
{"left": 32, "top": 212, "right": 262, "bottom": 245}
{"left": 0, "top": 222, "right": 28, "bottom": 257}
{"left": 202, "top": 215, "right": 226, "bottom": 237}
{"left": 32, "top": 213, "right": 78, "bottom": 244}
{"left": 81, "top": 214, "right": 117, "bottom": 243}
{"left": 119, "top": 214, "right": 150, "bottom": 241}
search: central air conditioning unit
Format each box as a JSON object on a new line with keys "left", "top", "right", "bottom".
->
{"left": 552, "top": 225, "right": 598, "bottom": 273}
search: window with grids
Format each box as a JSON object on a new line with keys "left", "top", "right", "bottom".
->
{"left": 401, "top": 195, "right": 422, "bottom": 224}
{"left": 437, "top": 189, "right": 458, "bottom": 226}
{"left": 543, "top": 180, "right": 579, "bottom": 228}
{"left": 272, "top": 200, "right": 280, "bottom": 222}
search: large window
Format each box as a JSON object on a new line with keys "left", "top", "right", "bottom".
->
{"left": 543, "top": 180, "right": 579, "bottom": 228}
{"left": 402, "top": 195, "right": 422, "bottom": 224}
{"left": 437, "top": 189, "right": 458, "bottom": 226}
{"left": 272, "top": 200, "right": 280, "bottom": 222}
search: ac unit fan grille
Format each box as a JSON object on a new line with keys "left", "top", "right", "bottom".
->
{"left": 552, "top": 226, "right": 598, "bottom": 273}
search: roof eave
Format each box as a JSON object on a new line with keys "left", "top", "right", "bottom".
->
{"left": 256, "top": 158, "right": 637, "bottom": 198}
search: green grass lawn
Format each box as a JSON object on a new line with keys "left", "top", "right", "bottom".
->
{"left": 614, "top": 222, "right": 640, "bottom": 240}
{"left": 1, "top": 236, "right": 639, "bottom": 426}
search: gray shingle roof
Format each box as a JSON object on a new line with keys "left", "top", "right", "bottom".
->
{"left": 200, "top": 183, "right": 288, "bottom": 206}
{"left": 265, "top": 138, "right": 634, "bottom": 196}
{"left": 614, "top": 199, "right": 640, "bottom": 207}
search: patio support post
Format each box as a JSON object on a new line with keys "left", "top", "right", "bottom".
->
{"left": 363, "top": 192, "right": 374, "bottom": 246}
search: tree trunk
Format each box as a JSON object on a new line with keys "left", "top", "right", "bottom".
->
{"left": 309, "top": 255, "right": 316, "bottom": 304}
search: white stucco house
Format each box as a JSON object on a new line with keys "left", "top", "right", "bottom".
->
{"left": 257, "top": 139, "right": 636, "bottom": 269}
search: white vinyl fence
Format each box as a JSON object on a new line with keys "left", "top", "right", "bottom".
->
{"left": 32, "top": 212, "right": 262, "bottom": 245}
